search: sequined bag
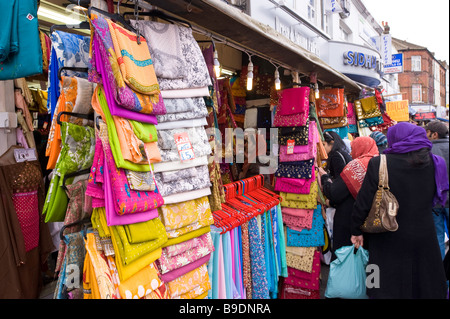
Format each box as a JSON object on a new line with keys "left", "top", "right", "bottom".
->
{"left": 361, "top": 154, "right": 399, "bottom": 233}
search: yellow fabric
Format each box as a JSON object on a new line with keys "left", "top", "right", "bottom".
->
{"left": 111, "top": 218, "right": 167, "bottom": 266}
{"left": 107, "top": 19, "right": 159, "bottom": 95}
{"left": 167, "top": 263, "right": 209, "bottom": 299}
{"left": 280, "top": 181, "right": 318, "bottom": 209}
{"left": 83, "top": 251, "right": 98, "bottom": 299}
{"left": 174, "top": 278, "right": 211, "bottom": 299}
{"left": 386, "top": 100, "right": 409, "bottom": 122}
{"left": 195, "top": 291, "right": 209, "bottom": 299}
{"left": 158, "top": 196, "right": 214, "bottom": 237}
{"left": 123, "top": 218, "right": 165, "bottom": 244}
{"left": 163, "top": 226, "right": 211, "bottom": 248}
{"left": 354, "top": 99, "right": 382, "bottom": 120}
{"left": 143, "top": 284, "right": 170, "bottom": 299}
{"left": 360, "top": 96, "right": 378, "bottom": 113}
{"left": 118, "top": 262, "right": 163, "bottom": 299}
{"left": 84, "top": 232, "right": 115, "bottom": 299}
{"left": 96, "top": 208, "right": 162, "bottom": 282}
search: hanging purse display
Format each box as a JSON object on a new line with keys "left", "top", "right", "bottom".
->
{"left": 361, "top": 154, "right": 399, "bottom": 233}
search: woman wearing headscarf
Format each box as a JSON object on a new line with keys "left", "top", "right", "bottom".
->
{"left": 319, "top": 136, "right": 379, "bottom": 258}
{"left": 322, "top": 131, "right": 352, "bottom": 179}
{"left": 369, "top": 131, "right": 388, "bottom": 154}
{"left": 351, "top": 122, "right": 449, "bottom": 299}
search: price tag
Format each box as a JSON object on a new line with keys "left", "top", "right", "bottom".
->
{"left": 174, "top": 132, "right": 195, "bottom": 162}
{"left": 287, "top": 139, "right": 295, "bottom": 154}
{"left": 14, "top": 148, "right": 37, "bottom": 162}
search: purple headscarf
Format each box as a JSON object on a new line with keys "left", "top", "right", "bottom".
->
{"left": 384, "top": 122, "right": 449, "bottom": 206}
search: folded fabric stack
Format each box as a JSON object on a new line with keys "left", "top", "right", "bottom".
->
{"left": 272, "top": 87, "right": 324, "bottom": 299}
{"left": 354, "top": 95, "right": 384, "bottom": 129}
{"left": 79, "top": 15, "right": 170, "bottom": 300}
{"left": 128, "top": 19, "right": 215, "bottom": 299}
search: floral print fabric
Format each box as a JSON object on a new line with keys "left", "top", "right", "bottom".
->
{"left": 154, "top": 165, "right": 211, "bottom": 197}
{"left": 158, "top": 232, "right": 215, "bottom": 274}
{"left": 167, "top": 263, "right": 210, "bottom": 298}
{"left": 248, "top": 217, "right": 269, "bottom": 299}
{"left": 275, "top": 159, "right": 314, "bottom": 179}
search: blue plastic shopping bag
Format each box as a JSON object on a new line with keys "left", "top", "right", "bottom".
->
{"left": 324, "top": 245, "right": 369, "bottom": 299}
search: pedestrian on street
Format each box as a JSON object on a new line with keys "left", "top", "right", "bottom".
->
{"left": 320, "top": 136, "right": 379, "bottom": 259}
{"left": 425, "top": 120, "right": 449, "bottom": 259}
{"left": 351, "top": 122, "right": 448, "bottom": 299}
{"left": 369, "top": 131, "right": 388, "bottom": 154}
{"left": 322, "top": 131, "right": 352, "bottom": 179}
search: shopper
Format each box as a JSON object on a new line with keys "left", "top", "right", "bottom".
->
{"left": 425, "top": 120, "right": 449, "bottom": 259}
{"left": 351, "top": 122, "right": 448, "bottom": 299}
{"left": 322, "top": 131, "right": 352, "bottom": 179}
{"left": 320, "top": 137, "right": 379, "bottom": 258}
{"left": 369, "top": 131, "right": 388, "bottom": 154}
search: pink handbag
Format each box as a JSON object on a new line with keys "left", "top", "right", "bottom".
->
{"left": 277, "top": 87, "right": 310, "bottom": 116}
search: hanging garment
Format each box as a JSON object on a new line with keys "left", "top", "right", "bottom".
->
{"left": 131, "top": 20, "right": 212, "bottom": 91}
{"left": 248, "top": 217, "right": 269, "bottom": 299}
{"left": 90, "top": 18, "right": 166, "bottom": 115}
{"left": 0, "top": 0, "right": 42, "bottom": 80}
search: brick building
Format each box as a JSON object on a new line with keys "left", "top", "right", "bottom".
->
{"left": 392, "top": 38, "right": 447, "bottom": 120}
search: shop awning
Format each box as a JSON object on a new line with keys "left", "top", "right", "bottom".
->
{"left": 141, "top": 0, "right": 362, "bottom": 94}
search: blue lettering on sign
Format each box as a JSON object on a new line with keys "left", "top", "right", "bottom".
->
{"left": 344, "top": 51, "right": 377, "bottom": 70}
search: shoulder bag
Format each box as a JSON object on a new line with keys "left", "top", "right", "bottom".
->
{"left": 361, "top": 154, "right": 399, "bottom": 233}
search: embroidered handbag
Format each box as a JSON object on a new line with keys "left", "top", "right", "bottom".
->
{"left": 361, "top": 154, "right": 399, "bottom": 233}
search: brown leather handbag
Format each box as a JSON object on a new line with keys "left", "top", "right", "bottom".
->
{"left": 361, "top": 154, "right": 399, "bottom": 233}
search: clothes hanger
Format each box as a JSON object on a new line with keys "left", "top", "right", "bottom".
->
{"left": 56, "top": 111, "right": 94, "bottom": 125}
{"left": 58, "top": 66, "right": 89, "bottom": 81}
{"left": 122, "top": 8, "right": 192, "bottom": 29}
{"left": 88, "top": 5, "right": 140, "bottom": 34}
{"left": 50, "top": 21, "right": 90, "bottom": 34}
{"left": 59, "top": 217, "right": 91, "bottom": 241}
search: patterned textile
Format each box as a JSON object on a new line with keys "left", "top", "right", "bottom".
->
{"left": 360, "top": 95, "right": 379, "bottom": 113}
{"left": 284, "top": 251, "right": 321, "bottom": 289}
{"left": 91, "top": 17, "right": 165, "bottom": 115}
{"left": 275, "top": 159, "right": 314, "bottom": 179}
{"left": 279, "top": 181, "right": 318, "bottom": 210}
{"left": 315, "top": 88, "right": 345, "bottom": 118}
{"left": 240, "top": 222, "right": 252, "bottom": 299}
{"left": 154, "top": 165, "right": 211, "bottom": 197}
{"left": 158, "top": 232, "right": 214, "bottom": 274}
{"left": 358, "top": 116, "right": 385, "bottom": 128}
{"left": 158, "top": 196, "right": 214, "bottom": 238}
{"left": 125, "top": 170, "right": 155, "bottom": 191}
{"left": 279, "top": 121, "right": 318, "bottom": 162}
{"left": 98, "top": 121, "right": 164, "bottom": 215}
{"left": 278, "top": 121, "right": 309, "bottom": 146}
{"left": 12, "top": 191, "right": 39, "bottom": 252}
{"left": 354, "top": 99, "right": 382, "bottom": 120}
{"left": 107, "top": 19, "right": 159, "bottom": 95}
{"left": 248, "top": 217, "right": 269, "bottom": 299}
{"left": 131, "top": 20, "right": 211, "bottom": 91}
{"left": 279, "top": 282, "right": 320, "bottom": 299}
{"left": 277, "top": 87, "right": 310, "bottom": 116}
{"left": 340, "top": 136, "right": 379, "bottom": 198}
{"left": 167, "top": 263, "right": 210, "bottom": 298}
{"left": 118, "top": 262, "right": 163, "bottom": 299}
{"left": 286, "top": 206, "right": 325, "bottom": 247}
{"left": 281, "top": 208, "right": 314, "bottom": 231}
{"left": 347, "top": 102, "right": 357, "bottom": 125}
{"left": 274, "top": 175, "right": 315, "bottom": 194}
{"left": 273, "top": 103, "right": 309, "bottom": 127}
{"left": 285, "top": 247, "right": 316, "bottom": 273}
{"left": 84, "top": 232, "right": 115, "bottom": 299}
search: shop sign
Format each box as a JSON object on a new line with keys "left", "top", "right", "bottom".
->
{"left": 414, "top": 112, "right": 436, "bottom": 121}
{"left": 343, "top": 51, "right": 377, "bottom": 69}
{"left": 383, "top": 53, "right": 403, "bottom": 74}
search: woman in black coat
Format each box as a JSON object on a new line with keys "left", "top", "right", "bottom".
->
{"left": 323, "top": 131, "right": 352, "bottom": 179}
{"left": 351, "top": 123, "right": 448, "bottom": 299}
{"left": 320, "top": 137, "right": 379, "bottom": 258}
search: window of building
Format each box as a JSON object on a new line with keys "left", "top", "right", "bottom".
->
{"left": 411, "top": 56, "right": 421, "bottom": 72}
{"left": 308, "top": 0, "right": 316, "bottom": 23}
{"left": 412, "top": 84, "right": 422, "bottom": 102}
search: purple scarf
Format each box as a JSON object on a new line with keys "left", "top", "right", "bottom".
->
{"left": 384, "top": 122, "right": 449, "bottom": 206}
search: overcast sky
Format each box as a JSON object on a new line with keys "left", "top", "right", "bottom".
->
{"left": 362, "top": 0, "right": 449, "bottom": 63}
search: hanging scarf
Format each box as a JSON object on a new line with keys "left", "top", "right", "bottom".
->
{"left": 383, "top": 122, "right": 449, "bottom": 207}
{"left": 340, "top": 137, "right": 379, "bottom": 198}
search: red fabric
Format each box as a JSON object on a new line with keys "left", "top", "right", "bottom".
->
{"left": 315, "top": 88, "right": 345, "bottom": 118}
{"left": 283, "top": 251, "right": 321, "bottom": 290}
{"left": 277, "top": 87, "right": 310, "bottom": 116}
{"left": 12, "top": 191, "right": 40, "bottom": 252}
{"left": 340, "top": 137, "right": 379, "bottom": 198}
{"left": 279, "top": 283, "right": 320, "bottom": 299}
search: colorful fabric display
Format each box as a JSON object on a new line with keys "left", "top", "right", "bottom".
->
{"left": 276, "top": 87, "right": 310, "bottom": 116}
{"left": 166, "top": 263, "right": 210, "bottom": 299}
{"left": 354, "top": 99, "right": 382, "bottom": 120}
{"left": 275, "top": 159, "right": 314, "bottom": 179}
{"left": 281, "top": 208, "right": 314, "bottom": 231}
{"left": 286, "top": 206, "right": 325, "bottom": 247}
{"left": 315, "top": 88, "right": 345, "bottom": 118}
{"left": 118, "top": 262, "right": 163, "bottom": 299}
{"left": 285, "top": 247, "right": 317, "bottom": 273}
{"left": 279, "top": 121, "right": 318, "bottom": 162}
{"left": 278, "top": 121, "right": 309, "bottom": 145}
{"left": 279, "top": 181, "right": 318, "bottom": 209}
{"left": 91, "top": 16, "right": 166, "bottom": 116}
{"left": 155, "top": 165, "right": 211, "bottom": 197}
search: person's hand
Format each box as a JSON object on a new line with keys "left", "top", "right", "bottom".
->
{"left": 351, "top": 235, "right": 364, "bottom": 249}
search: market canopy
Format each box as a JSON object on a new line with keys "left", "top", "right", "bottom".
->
{"left": 141, "top": 0, "right": 362, "bottom": 94}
